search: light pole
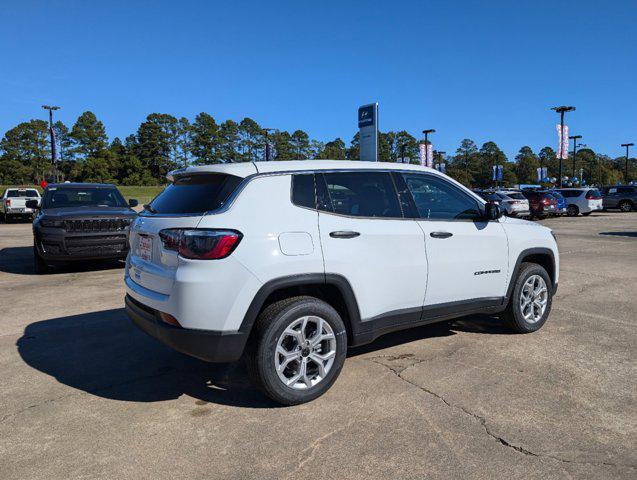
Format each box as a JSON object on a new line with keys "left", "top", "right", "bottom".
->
{"left": 42, "top": 105, "right": 60, "bottom": 182}
{"left": 621, "top": 143, "right": 634, "bottom": 183}
{"left": 551, "top": 106, "right": 576, "bottom": 187}
{"left": 422, "top": 129, "right": 435, "bottom": 166}
{"left": 263, "top": 128, "right": 274, "bottom": 161}
{"left": 569, "top": 135, "right": 582, "bottom": 181}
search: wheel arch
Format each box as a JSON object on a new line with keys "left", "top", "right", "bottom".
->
{"left": 505, "top": 248, "right": 557, "bottom": 301}
{"left": 239, "top": 273, "right": 361, "bottom": 344}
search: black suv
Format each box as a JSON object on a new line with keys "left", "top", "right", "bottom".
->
{"left": 601, "top": 185, "right": 636, "bottom": 212}
{"left": 29, "top": 183, "right": 138, "bottom": 273}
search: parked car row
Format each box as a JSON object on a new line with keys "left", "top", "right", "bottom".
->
{"left": 473, "top": 186, "right": 614, "bottom": 219}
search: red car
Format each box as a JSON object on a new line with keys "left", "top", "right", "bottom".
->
{"left": 521, "top": 190, "right": 557, "bottom": 219}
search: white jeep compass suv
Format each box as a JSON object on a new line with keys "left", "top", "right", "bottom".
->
{"left": 125, "top": 161, "right": 559, "bottom": 405}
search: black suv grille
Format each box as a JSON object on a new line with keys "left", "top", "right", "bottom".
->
{"left": 64, "top": 218, "right": 131, "bottom": 232}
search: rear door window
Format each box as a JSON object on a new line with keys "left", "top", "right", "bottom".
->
{"left": 147, "top": 174, "right": 242, "bottom": 215}
{"left": 319, "top": 172, "right": 402, "bottom": 218}
{"left": 291, "top": 174, "right": 315, "bottom": 209}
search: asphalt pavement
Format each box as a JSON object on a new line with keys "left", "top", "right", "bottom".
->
{"left": 0, "top": 213, "right": 635, "bottom": 479}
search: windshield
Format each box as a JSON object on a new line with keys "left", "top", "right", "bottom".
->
{"left": 43, "top": 187, "right": 127, "bottom": 209}
{"left": 7, "top": 189, "right": 39, "bottom": 198}
{"left": 146, "top": 174, "right": 242, "bottom": 215}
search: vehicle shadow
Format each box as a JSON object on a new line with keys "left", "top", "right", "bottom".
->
{"left": 0, "top": 246, "right": 124, "bottom": 275}
{"left": 16, "top": 309, "right": 280, "bottom": 408}
{"left": 348, "top": 315, "right": 512, "bottom": 357}
{"left": 599, "top": 231, "right": 637, "bottom": 238}
{"left": 16, "top": 308, "right": 506, "bottom": 408}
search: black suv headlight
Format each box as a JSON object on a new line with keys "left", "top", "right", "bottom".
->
{"left": 40, "top": 218, "right": 63, "bottom": 228}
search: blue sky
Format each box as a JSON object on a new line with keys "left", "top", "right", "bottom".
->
{"left": 1, "top": 0, "right": 635, "bottom": 159}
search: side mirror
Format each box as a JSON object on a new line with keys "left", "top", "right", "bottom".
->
{"left": 485, "top": 200, "right": 503, "bottom": 220}
{"left": 128, "top": 198, "right": 139, "bottom": 208}
{"left": 26, "top": 199, "right": 39, "bottom": 209}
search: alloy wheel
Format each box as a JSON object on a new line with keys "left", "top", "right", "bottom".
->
{"left": 275, "top": 316, "right": 337, "bottom": 390}
{"left": 519, "top": 275, "right": 548, "bottom": 323}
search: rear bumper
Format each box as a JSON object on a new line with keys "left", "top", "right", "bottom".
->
{"left": 125, "top": 294, "right": 247, "bottom": 363}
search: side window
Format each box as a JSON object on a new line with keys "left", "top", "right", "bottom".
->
{"left": 319, "top": 172, "right": 402, "bottom": 218}
{"left": 291, "top": 174, "right": 315, "bottom": 209}
{"left": 608, "top": 188, "right": 617, "bottom": 194}
{"left": 401, "top": 173, "right": 482, "bottom": 220}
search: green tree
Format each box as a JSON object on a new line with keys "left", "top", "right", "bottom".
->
{"left": 477, "top": 141, "right": 508, "bottom": 187}
{"left": 291, "top": 130, "right": 311, "bottom": 159}
{"left": 447, "top": 139, "right": 479, "bottom": 187}
{"left": 218, "top": 120, "right": 240, "bottom": 163}
{"left": 70, "top": 111, "right": 108, "bottom": 159}
{"left": 0, "top": 119, "right": 50, "bottom": 183}
{"left": 190, "top": 112, "right": 220, "bottom": 164}
{"left": 515, "top": 146, "right": 540, "bottom": 184}
{"left": 136, "top": 113, "right": 179, "bottom": 180}
{"left": 238, "top": 117, "right": 263, "bottom": 162}
{"left": 317, "top": 138, "right": 346, "bottom": 159}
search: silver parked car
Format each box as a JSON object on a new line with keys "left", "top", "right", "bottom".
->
{"left": 474, "top": 190, "right": 530, "bottom": 218}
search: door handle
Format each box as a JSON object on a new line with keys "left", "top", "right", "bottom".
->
{"left": 430, "top": 231, "right": 453, "bottom": 239}
{"left": 330, "top": 231, "right": 360, "bottom": 239}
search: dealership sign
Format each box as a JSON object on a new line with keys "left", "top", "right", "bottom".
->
{"left": 358, "top": 103, "right": 378, "bottom": 161}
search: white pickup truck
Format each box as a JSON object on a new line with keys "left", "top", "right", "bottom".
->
{"left": 1, "top": 188, "right": 41, "bottom": 222}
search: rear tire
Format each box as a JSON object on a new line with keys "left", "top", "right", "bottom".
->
{"left": 246, "top": 296, "right": 347, "bottom": 405}
{"left": 33, "top": 244, "right": 50, "bottom": 274}
{"left": 619, "top": 200, "right": 633, "bottom": 212}
{"left": 566, "top": 205, "right": 579, "bottom": 216}
{"left": 501, "top": 263, "right": 553, "bottom": 333}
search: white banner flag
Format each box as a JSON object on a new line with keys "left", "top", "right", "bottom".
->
{"left": 556, "top": 124, "right": 569, "bottom": 160}
{"left": 419, "top": 144, "right": 427, "bottom": 166}
{"left": 426, "top": 144, "right": 434, "bottom": 167}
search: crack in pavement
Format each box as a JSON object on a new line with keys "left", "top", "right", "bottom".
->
{"left": 369, "top": 358, "right": 635, "bottom": 470}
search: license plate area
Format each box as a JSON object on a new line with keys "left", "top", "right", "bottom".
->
{"left": 138, "top": 235, "right": 152, "bottom": 262}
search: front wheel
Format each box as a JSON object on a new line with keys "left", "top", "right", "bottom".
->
{"left": 619, "top": 201, "right": 633, "bottom": 212}
{"left": 566, "top": 205, "right": 579, "bottom": 216}
{"left": 246, "top": 296, "right": 347, "bottom": 405}
{"left": 501, "top": 263, "right": 553, "bottom": 333}
{"left": 33, "top": 244, "right": 50, "bottom": 274}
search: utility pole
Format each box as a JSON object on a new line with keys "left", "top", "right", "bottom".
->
{"left": 569, "top": 135, "right": 582, "bottom": 181}
{"left": 422, "top": 129, "right": 435, "bottom": 167}
{"left": 551, "top": 106, "right": 576, "bottom": 187}
{"left": 621, "top": 143, "right": 634, "bottom": 184}
{"left": 263, "top": 128, "right": 274, "bottom": 161}
{"left": 42, "top": 105, "right": 60, "bottom": 182}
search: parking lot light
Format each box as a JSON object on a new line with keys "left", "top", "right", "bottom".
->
{"left": 551, "top": 106, "right": 576, "bottom": 187}
{"left": 621, "top": 143, "right": 634, "bottom": 183}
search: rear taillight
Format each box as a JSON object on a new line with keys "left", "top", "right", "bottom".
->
{"left": 159, "top": 229, "right": 242, "bottom": 260}
{"left": 5, "top": 199, "right": 10, "bottom": 206}
{"left": 585, "top": 191, "right": 601, "bottom": 200}
{"left": 542, "top": 198, "right": 551, "bottom": 205}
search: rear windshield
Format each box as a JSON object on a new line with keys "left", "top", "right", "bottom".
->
{"left": 43, "top": 187, "right": 126, "bottom": 208}
{"left": 7, "top": 189, "right": 39, "bottom": 198}
{"left": 147, "top": 174, "right": 242, "bottom": 215}
{"left": 503, "top": 192, "right": 525, "bottom": 200}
